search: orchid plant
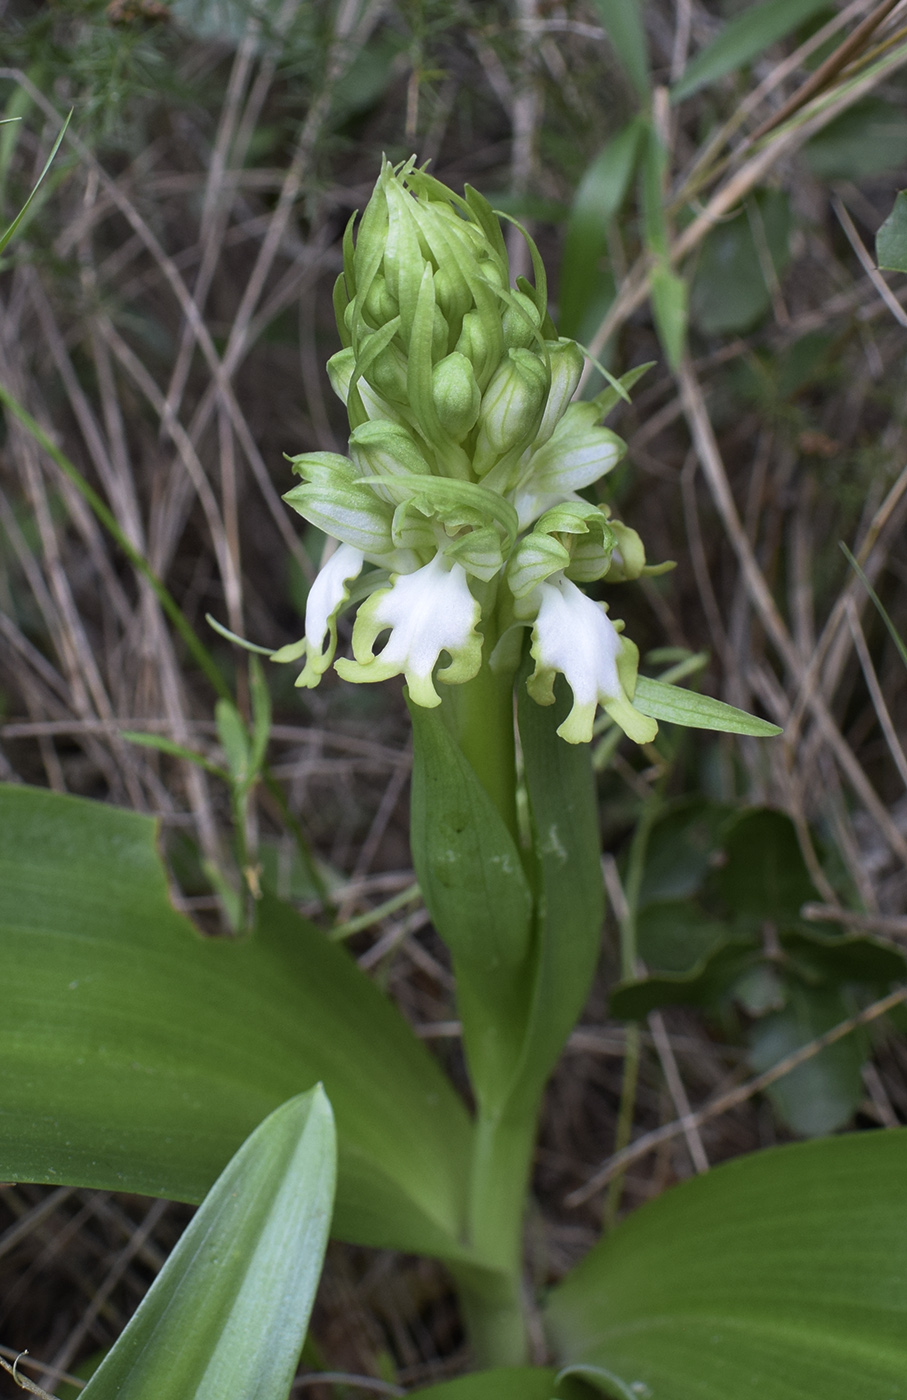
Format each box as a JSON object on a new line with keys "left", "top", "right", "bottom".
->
{"left": 1, "top": 157, "right": 906, "bottom": 1400}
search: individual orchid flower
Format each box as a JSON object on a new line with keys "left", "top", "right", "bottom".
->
{"left": 527, "top": 575, "right": 657, "bottom": 745}
{"left": 335, "top": 554, "right": 482, "bottom": 708}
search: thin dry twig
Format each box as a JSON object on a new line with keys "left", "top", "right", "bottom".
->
{"left": 567, "top": 986, "right": 907, "bottom": 1206}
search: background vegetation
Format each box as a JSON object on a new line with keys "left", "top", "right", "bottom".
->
{"left": 2, "top": 0, "right": 907, "bottom": 1393}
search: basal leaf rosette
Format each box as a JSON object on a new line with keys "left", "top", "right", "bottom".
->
{"left": 279, "top": 158, "right": 659, "bottom": 745}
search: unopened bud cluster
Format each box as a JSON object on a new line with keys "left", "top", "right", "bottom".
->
{"left": 279, "top": 158, "right": 662, "bottom": 744}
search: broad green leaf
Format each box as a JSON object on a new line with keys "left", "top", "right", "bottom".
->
{"left": 636, "top": 798, "right": 738, "bottom": 905}
{"left": 691, "top": 190, "right": 792, "bottom": 336}
{"left": 672, "top": 0, "right": 832, "bottom": 103}
{"left": 634, "top": 677, "right": 782, "bottom": 735}
{"left": 649, "top": 263, "right": 688, "bottom": 371}
{"left": 81, "top": 1088, "right": 335, "bottom": 1400}
{"left": 873, "top": 194, "right": 907, "bottom": 275}
{"left": 513, "top": 673, "right": 605, "bottom": 1107}
{"left": 547, "top": 1129, "right": 907, "bottom": 1399}
{"left": 408, "top": 1368, "right": 595, "bottom": 1399}
{"left": 408, "top": 699, "right": 534, "bottom": 1111}
{"left": 559, "top": 119, "right": 645, "bottom": 339}
{"left": 783, "top": 928, "right": 906, "bottom": 986}
{"left": 711, "top": 808, "right": 815, "bottom": 922}
{"left": 806, "top": 97, "right": 907, "bottom": 181}
{"left": 0, "top": 784, "right": 474, "bottom": 1263}
{"left": 610, "top": 935, "right": 757, "bottom": 1020}
{"left": 747, "top": 986, "right": 866, "bottom": 1136}
{"left": 636, "top": 899, "right": 730, "bottom": 973}
{"left": 587, "top": 0, "right": 649, "bottom": 102}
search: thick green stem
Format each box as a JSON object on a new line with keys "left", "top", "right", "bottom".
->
{"left": 442, "top": 658, "right": 519, "bottom": 844}
{"left": 454, "top": 1107, "right": 538, "bottom": 1367}
{"left": 438, "top": 653, "right": 537, "bottom": 1364}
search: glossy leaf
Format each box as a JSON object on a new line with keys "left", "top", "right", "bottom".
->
{"left": 0, "top": 783, "right": 474, "bottom": 1263}
{"left": 408, "top": 701, "right": 532, "bottom": 975}
{"left": 634, "top": 677, "right": 782, "bottom": 735}
{"left": 81, "top": 1088, "right": 335, "bottom": 1400}
{"left": 547, "top": 1129, "right": 907, "bottom": 1399}
{"left": 559, "top": 120, "right": 644, "bottom": 340}
{"left": 672, "top": 0, "right": 832, "bottom": 102}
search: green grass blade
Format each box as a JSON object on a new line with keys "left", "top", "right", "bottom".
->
{"left": 121, "top": 730, "right": 227, "bottom": 779}
{"left": 0, "top": 109, "right": 71, "bottom": 256}
{"left": 841, "top": 542, "right": 907, "bottom": 670}
{"left": 0, "top": 383, "right": 230, "bottom": 700}
{"left": 586, "top": 0, "right": 650, "bottom": 102}
{"left": 672, "top": 0, "right": 831, "bottom": 102}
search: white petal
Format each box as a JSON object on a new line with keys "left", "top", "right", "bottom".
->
{"left": 337, "top": 554, "right": 482, "bottom": 706}
{"left": 372, "top": 556, "right": 478, "bottom": 684}
{"left": 305, "top": 543, "right": 364, "bottom": 653}
{"left": 533, "top": 575, "right": 621, "bottom": 709}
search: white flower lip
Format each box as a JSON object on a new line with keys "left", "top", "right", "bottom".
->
{"left": 527, "top": 575, "right": 657, "bottom": 744}
{"left": 531, "top": 576, "right": 623, "bottom": 733}
{"left": 336, "top": 554, "right": 481, "bottom": 706}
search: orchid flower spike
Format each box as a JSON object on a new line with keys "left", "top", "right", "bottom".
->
{"left": 277, "top": 157, "right": 662, "bottom": 745}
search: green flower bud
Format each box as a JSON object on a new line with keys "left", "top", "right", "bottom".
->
{"left": 432, "top": 351, "right": 481, "bottom": 440}
{"left": 362, "top": 272, "right": 398, "bottom": 327}
{"left": 473, "top": 348, "right": 549, "bottom": 476}
{"left": 366, "top": 340, "right": 409, "bottom": 403}
{"left": 349, "top": 420, "right": 433, "bottom": 496}
{"left": 536, "top": 338, "right": 584, "bottom": 443}
{"left": 606, "top": 520, "right": 647, "bottom": 581}
{"left": 433, "top": 262, "right": 472, "bottom": 329}
{"left": 455, "top": 310, "right": 501, "bottom": 389}
{"left": 501, "top": 289, "right": 542, "bottom": 349}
